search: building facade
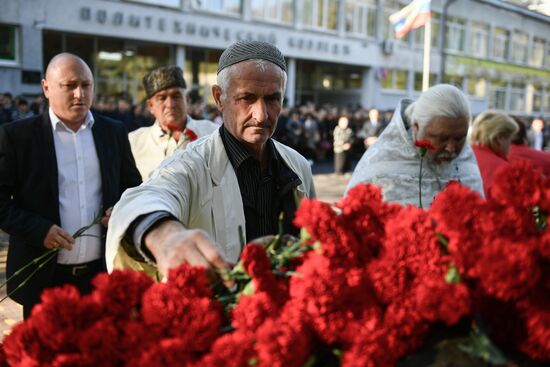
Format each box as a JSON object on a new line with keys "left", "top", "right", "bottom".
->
{"left": 1, "top": 0, "right": 550, "bottom": 116}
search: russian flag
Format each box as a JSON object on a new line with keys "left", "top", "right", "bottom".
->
{"left": 389, "top": 0, "right": 431, "bottom": 39}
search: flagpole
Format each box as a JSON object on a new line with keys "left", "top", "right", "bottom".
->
{"left": 422, "top": 18, "right": 431, "bottom": 91}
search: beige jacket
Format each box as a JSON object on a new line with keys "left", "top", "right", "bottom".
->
{"left": 128, "top": 116, "right": 218, "bottom": 181}
{"left": 106, "top": 130, "right": 316, "bottom": 273}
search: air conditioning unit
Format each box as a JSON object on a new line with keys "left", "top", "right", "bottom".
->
{"left": 381, "top": 40, "right": 395, "bottom": 55}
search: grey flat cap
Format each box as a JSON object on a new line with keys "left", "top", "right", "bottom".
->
{"left": 143, "top": 66, "right": 187, "bottom": 98}
{"left": 217, "top": 40, "right": 286, "bottom": 74}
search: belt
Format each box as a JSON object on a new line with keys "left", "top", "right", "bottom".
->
{"left": 56, "top": 260, "right": 102, "bottom": 277}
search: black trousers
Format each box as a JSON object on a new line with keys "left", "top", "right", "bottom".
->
{"left": 23, "top": 260, "right": 104, "bottom": 319}
{"left": 334, "top": 151, "right": 351, "bottom": 174}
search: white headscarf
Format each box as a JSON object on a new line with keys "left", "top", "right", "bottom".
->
{"left": 346, "top": 99, "right": 484, "bottom": 207}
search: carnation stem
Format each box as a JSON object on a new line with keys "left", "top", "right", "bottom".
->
{"left": 0, "top": 249, "right": 59, "bottom": 303}
{"left": 0, "top": 211, "right": 103, "bottom": 300}
{"left": 0, "top": 248, "right": 60, "bottom": 292}
{"left": 419, "top": 155, "right": 424, "bottom": 209}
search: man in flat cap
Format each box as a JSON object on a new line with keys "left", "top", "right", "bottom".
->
{"left": 129, "top": 66, "right": 217, "bottom": 180}
{"left": 106, "top": 41, "right": 315, "bottom": 278}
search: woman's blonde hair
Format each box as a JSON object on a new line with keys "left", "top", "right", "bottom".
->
{"left": 470, "top": 111, "right": 518, "bottom": 150}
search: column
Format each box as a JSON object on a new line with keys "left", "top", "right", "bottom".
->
{"left": 286, "top": 58, "right": 297, "bottom": 108}
{"left": 242, "top": 0, "right": 252, "bottom": 22}
{"left": 176, "top": 45, "right": 186, "bottom": 70}
{"left": 360, "top": 67, "right": 374, "bottom": 109}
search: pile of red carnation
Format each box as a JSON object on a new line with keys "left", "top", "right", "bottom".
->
{"left": 1, "top": 161, "right": 548, "bottom": 366}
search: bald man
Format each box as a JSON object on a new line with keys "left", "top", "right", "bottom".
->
{"left": 0, "top": 53, "right": 141, "bottom": 318}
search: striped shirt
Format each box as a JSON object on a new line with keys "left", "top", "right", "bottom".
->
{"left": 219, "top": 125, "right": 302, "bottom": 242}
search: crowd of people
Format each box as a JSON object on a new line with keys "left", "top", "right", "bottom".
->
{"left": 1, "top": 40, "right": 550, "bottom": 323}
{"left": 3, "top": 90, "right": 549, "bottom": 174}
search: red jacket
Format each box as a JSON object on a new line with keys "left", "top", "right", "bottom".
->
{"left": 472, "top": 145, "right": 509, "bottom": 199}
{"left": 508, "top": 144, "right": 550, "bottom": 177}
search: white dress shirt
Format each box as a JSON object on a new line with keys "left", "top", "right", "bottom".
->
{"left": 49, "top": 108, "right": 103, "bottom": 264}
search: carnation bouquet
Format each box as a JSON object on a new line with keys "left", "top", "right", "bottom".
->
{"left": 1, "top": 161, "right": 548, "bottom": 366}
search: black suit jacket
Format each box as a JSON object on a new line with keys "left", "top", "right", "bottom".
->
{"left": 0, "top": 112, "right": 141, "bottom": 306}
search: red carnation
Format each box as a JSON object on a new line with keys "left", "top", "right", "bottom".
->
{"left": 3, "top": 285, "right": 101, "bottom": 365}
{"left": 476, "top": 239, "right": 540, "bottom": 302}
{"left": 92, "top": 270, "right": 153, "bottom": 318}
{"left": 183, "top": 128, "right": 198, "bottom": 142}
{"left": 164, "top": 123, "right": 182, "bottom": 143}
{"left": 255, "top": 316, "right": 312, "bottom": 367}
{"left": 490, "top": 160, "right": 544, "bottom": 208}
{"left": 198, "top": 331, "right": 256, "bottom": 367}
{"left": 241, "top": 244, "right": 272, "bottom": 279}
{"left": 231, "top": 292, "right": 280, "bottom": 331}
{"left": 337, "top": 184, "right": 401, "bottom": 260}
{"left": 415, "top": 278, "right": 470, "bottom": 325}
{"left": 141, "top": 284, "right": 222, "bottom": 352}
{"left": 290, "top": 253, "right": 372, "bottom": 344}
{"left": 167, "top": 263, "right": 213, "bottom": 298}
{"left": 414, "top": 139, "right": 435, "bottom": 151}
{"left": 341, "top": 328, "right": 396, "bottom": 367}
{"left": 516, "top": 291, "right": 550, "bottom": 360}
{"left": 137, "top": 338, "right": 194, "bottom": 367}
{"left": 240, "top": 244, "right": 282, "bottom": 295}
{"left": 294, "top": 198, "right": 362, "bottom": 265}
{"left": 77, "top": 318, "right": 124, "bottom": 364}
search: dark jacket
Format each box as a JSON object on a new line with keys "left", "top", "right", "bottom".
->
{"left": 0, "top": 112, "right": 141, "bottom": 306}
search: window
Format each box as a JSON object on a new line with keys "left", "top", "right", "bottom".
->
{"left": 546, "top": 43, "right": 550, "bottom": 69}
{"left": 320, "top": 65, "right": 362, "bottom": 90}
{"left": 442, "top": 74, "right": 463, "bottom": 89}
{"left": 545, "top": 86, "right": 550, "bottom": 113}
{"left": 469, "top": 21, "right": 488, "bottom": 58}
{"left": 511, "top": 30, "right": 528, "bottom": 64}
{"left": 383, "top": 0, "right": 410, "bottom": 43}
{"left": 445, "top": 16, "right": 466, "bottom": 53}
{"left": 302, "top": 0, "right": 339, "bottom": 31}
{"left": 0, "top": 24, "right": 18, "bottom": 64}
{"left": 185, "top": 48, "right": 223, "bottom": 104}
{"left": 492, "top": 27, "right": 509, "bottom": 61}
{"left": 345, "top": 0, "right": 376, "bottom": 38}
{"left": 190, "top": 0, "right": 242, "bottom": 15}
{"left": 530, "top": 83, "right": 543, "bottom": 114}
{"left": 489, "top": 80, "right": 507, "bottom": 110}
{"left": 381, "top": 68, "right": 408, "bottom": 90}
{"left": 530, "top": 37, "right": 545, "bottom": 67}
{"left": 413, "top": 12, "right": 439, "bottom": 49}
{"left": 251, "top": 0, "right": 293, "bottom": 24}
{"left": 467, "top": 77, "right": 486, "bottom": 98}
{"left": 43, "top": 31, "right": 62, "bottom": 71}
{"left": 43, "top": 31, "right": 172, "bottom": 103}
{"left": 66, "top": 34, "right": 95, "bottom": 71}
{"left": 413, "top": 72, "right": 436, "bottom": 91}
{"left": 509, "top": 82, "right": 526, "bottom": 112}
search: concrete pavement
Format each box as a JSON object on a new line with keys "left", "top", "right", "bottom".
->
{"left": 0, "top": 170, "right": 350, "bottom": 340}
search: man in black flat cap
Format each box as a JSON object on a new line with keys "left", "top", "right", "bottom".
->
{"left": 106, "top": 41, "right": 316, "bottom": 278}
{"left": 129, "top": 66, "right": 217, "bottom": 181}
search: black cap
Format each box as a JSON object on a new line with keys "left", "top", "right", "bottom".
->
{"left": 217, "top": 40, "right": 286, "bottom": 74}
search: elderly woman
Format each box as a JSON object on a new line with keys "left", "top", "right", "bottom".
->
{"left": 346, "top": 84, "right": 483, "bottom": 207}
{"left": 470, "top": 111, "right": 518, "bottom": 198}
